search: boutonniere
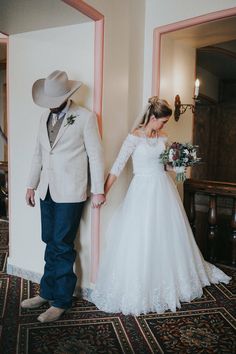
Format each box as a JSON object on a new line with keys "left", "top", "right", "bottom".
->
{"left": 64, "top": 113, "right": 78, "bottom": 127}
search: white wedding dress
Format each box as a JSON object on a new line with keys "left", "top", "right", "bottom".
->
{"left": 91, "top": 134, "right": 231, "bottom": 315}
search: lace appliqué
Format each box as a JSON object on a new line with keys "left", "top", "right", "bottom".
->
{"left": 110, "top": 134, "right": 139, "bottom": 177}
{"left": 91, "top": 261, "right": 231, "bottom": 316}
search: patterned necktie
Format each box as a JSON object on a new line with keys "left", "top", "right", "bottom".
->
{"left": 51, "top": 113, "right": 59, "bottom": 127}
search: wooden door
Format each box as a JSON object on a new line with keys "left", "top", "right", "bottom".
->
{"left": 192, "top": 102, "right": 236, "bottom": 183}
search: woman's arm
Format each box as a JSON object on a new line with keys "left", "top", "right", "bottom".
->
{"left": 104, "top": 174, "right": 117, "bottom": 195}
{"left": 105, "top": 134, "right": 138, "bottom": 195}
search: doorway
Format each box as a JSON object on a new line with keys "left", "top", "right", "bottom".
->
{"left": 154, "top": 13, "right": 236, "bottom": 266}
{"left": 193, "top": 40, "right": 236, "bottom": 182}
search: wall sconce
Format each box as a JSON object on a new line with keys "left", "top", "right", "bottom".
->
{"left": 174, "top": 79, "right": 200, "bottom": 121}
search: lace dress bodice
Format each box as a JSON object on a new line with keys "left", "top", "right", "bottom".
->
{"left": 110, "top": 134, "right": 167, "bottom": 177}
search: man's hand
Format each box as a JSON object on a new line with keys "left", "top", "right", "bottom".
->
{"left": 26, "top": 188, "right": 36, "bottom": 207}
{"left": 91, "top": 194, "right": 106, "bottom": 208}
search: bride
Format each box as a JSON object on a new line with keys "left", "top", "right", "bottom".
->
{"left": 91, "top": 96, "right": 231, "bottom": 316}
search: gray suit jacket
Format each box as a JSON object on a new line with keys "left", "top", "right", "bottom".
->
{"left": 27, "top": 103, "right": 104, "bottom": 202}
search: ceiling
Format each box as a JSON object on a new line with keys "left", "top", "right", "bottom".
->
{"left": 0, "top": 0, "right": 91, "bottom": 35}
{"left": 164, "top": 16, "right": 236, "bottom": 48}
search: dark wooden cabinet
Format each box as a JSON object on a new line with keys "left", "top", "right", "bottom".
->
{"left": 184, "top": 179, "right": 236, "bottom": 267}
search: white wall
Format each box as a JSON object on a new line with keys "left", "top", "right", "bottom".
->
{"left": 86, "top": 0, "right": 146, "bottom": 257}
{"left": 160, "top": 36, "right": 196, "bottom": 196}
{"left": 160, "top": 38, "right": 196, "bottom": 143}
{"left": 8, "top": 22, "right": 94, "bottom": 281}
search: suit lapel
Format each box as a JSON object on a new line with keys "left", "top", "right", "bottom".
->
{"left": 41, "top": 111, "right": 51, "bottom": 151}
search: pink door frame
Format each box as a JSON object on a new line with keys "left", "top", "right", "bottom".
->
{"left": 152, "top": 7, "right": 236, "bottom": 96}
{"left": 63, "top": 0, "right": 104, "bottom": 135}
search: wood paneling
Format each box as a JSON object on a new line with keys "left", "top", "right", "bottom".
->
{"left": 192, "top": 103, "right": 236, "bottom": 183}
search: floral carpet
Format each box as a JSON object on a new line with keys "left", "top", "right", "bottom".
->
{"left": 0, "top": 222, "right": 235, "bottom": 353}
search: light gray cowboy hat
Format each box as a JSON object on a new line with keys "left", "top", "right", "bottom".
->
{"left": 32, "top": 70, "right": 82, "bottom": 108}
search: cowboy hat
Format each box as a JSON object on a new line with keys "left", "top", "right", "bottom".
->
{"left": 32, "top": 70, "right": 82, "bottom": 108}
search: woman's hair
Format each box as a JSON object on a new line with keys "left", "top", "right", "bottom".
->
{"left": 139, "top": 96, "right": 172, "bottom": 127}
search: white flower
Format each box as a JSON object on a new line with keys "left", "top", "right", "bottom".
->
{"left": 169, "top": 149, "right": 174, "bottom": 162}
{"left": 184, "top": 149, "right": 189, "bottom": 155}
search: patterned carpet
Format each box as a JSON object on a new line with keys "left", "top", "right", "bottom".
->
{"left": 0, "top": 221, "right": 235, "bottom": 353}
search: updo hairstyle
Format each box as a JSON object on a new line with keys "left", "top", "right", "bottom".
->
{"left": 139, "top": 96, "right": 172, "bottom": 127}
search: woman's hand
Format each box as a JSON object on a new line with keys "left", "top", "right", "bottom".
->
{"left": 165, "top": 164, "right": 173, "bottom": 172}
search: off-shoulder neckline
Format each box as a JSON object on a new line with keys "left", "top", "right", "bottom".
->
{"left": 128, "top": 133, "right": 167, "bottom": 140}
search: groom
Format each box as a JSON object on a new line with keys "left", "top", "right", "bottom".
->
{"left": 21, "top": 70, "right": 105, "bottom": 322}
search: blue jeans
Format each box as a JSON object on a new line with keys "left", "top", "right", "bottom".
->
{"left": 40, "top": 189, "right": 84, "bottom": 309}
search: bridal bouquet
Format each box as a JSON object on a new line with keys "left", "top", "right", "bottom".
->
{"left": 160, "top": 142, "right": 201, "bottom": 182}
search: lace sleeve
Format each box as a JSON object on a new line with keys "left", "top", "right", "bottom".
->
{"left": 110, "top": 134, "right": 139, "bottom": 177}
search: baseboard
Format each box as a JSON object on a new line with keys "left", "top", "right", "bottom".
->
{"left": 6, "top": 262, "right": 93, "bottom": 301}
{"left": 7, "top": 262, "right": 42, "bottom": 283}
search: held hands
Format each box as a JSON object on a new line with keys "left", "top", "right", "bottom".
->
{"left": 26, "top": 188, "right": 36, "bottom": 207}
{"left": 91, "top": 194, "right": 106, "bottom": 208}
